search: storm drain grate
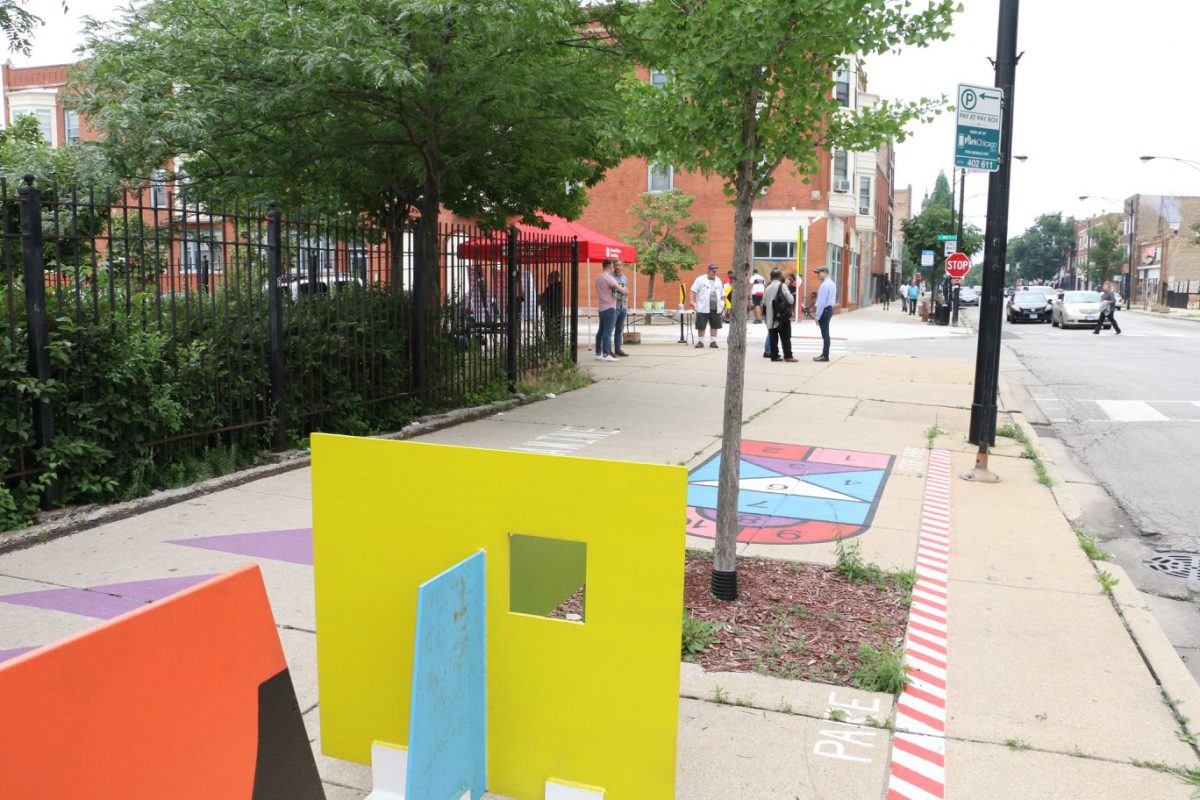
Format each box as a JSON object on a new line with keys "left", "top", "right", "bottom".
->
{"left": 1144, "top": 552, "right": 1200, "bottom": 581}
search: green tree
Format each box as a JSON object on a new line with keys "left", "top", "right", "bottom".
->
{"left": 1084, "top": 216, "right": 1123, "bottom": 288}
{"left": 0, "top": 0, "right": 63, "bottom": 56}
{"left": 900, "top": 171, "right": 983, "bottom": 287}
{"left": 72, "top": 0, "right": 628, "bottom": 283}
{"left": 623, "top": 190, "right": 707, "bottom": 303}
{"left": 615, "top": 0, "right": 957, "bottom": 598}
{"left": 1006, "top": 213, "right": 1075, "bottom": 285}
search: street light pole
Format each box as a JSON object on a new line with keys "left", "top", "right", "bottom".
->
{"left": 952, "top": 168, "right": 966, "bottom": 325}
{"left": 965, "top": 0, "right": 1020, "bottom": 484}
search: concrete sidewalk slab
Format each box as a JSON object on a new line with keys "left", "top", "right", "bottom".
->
{"left": 676, "top": 698, "right": 889, "bottom": 799}
{"left": 946, "top": 577, "right": 1195, "bottom": 764}
{"left": 944, "top": 739, "right": 1197, "bottom": 799}
{"left": 679, "top": 663, "right": 895, "bottom": 722}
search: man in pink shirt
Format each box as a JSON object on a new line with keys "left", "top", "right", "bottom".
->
{"left": 594, "top": 259, "right": 626, "bottom": 361}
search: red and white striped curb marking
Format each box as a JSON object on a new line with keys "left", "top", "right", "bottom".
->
{"left": 887, "top": 449, "right": 951, "bottom": 800}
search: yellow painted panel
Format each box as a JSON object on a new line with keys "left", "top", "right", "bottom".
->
{"left": 312, "top": 435, "right": 686, "bottom": 800}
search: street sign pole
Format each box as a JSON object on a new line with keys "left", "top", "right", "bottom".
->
{"left": 953, "top": 169, "right": 966, "bottom": 325}
{"left": 965, "top": 0, "right": 1020, "bottom": 484}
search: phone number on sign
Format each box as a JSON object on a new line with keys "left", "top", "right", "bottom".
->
{"left": 964, "top": 158, "right": 997, "bottom": 169}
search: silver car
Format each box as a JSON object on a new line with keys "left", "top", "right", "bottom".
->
{"left": 1051, "top": 290, "right": 1107, "bottom": 329}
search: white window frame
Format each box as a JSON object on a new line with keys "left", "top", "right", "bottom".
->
{"left": 11, "top": 107, "right": 53, "bottom": 144}
{"left": 649, "top": 68, "right": 668, "bottom": 88}
{"left": 858, "top": 176, "right": 872, "bottom": 215}
{"left": 833, "top": 151, "right": 849, "bottom": 182}
{"left": 648, "top": 163, "right": 674, "bottom": 193}
{"left": 64, "top": 110, "right": 81, "bottom": 145}
{"left": 150, "top": 169, "right": 168, "bottom": 209}
{"left": 834, "top": 68, "right": 852, "bottom": 107}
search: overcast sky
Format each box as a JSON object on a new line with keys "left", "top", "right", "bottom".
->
{"left": 13, "top": 0, "right": 1200, "bottom": 237}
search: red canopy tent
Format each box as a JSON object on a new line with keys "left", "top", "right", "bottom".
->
{"left": 455, "top": 214, "right": 636, "bottom": 263}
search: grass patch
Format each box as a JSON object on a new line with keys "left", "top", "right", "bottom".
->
{"left": 1004, "top": 738, "right": 1031, "bottom": 752}
{"left": 925, "top": 425, "right": 942, "bottom": 449}
{"left": 835, "top": 540, "right": 884, "bottom": 584}
{"left": 996, "top": 423, "right": 1020, "bottom": 439}
{"left": 515, "top": 358, "right": 592, "bottom": 398}
{"left": 1001, "top": 420, "right": 1055, "bottom": 488}
{"left": 850, "top": 642, "right": 908, "bottom": 694}
{"left": 1074, "top": 526, "right": 1109, "bottom": 561}
{"left": 1131, "top": 760, "right": 1200, "bottom": 793}
{"left": 1096, "top": 570, "right": 1120, "bottom": 595}
{"left": 682, "top": 612, "right": 722, "bottom": 660}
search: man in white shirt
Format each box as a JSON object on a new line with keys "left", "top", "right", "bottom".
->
{"left": 813, "top": 265, "right": 836, "bottom": 362}
{"left": 690, "top": 263, "right": 724, "bottom": 348}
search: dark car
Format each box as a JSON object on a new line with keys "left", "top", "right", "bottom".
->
{"left": 1006, "top": 290, "right": 1053, "bottom": 323}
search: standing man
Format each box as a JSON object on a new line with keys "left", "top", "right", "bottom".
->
{"left": 765, "top": 268, "right": 797, "bottom": 362}
{"left": 1094, "top": 280, "right": 1122, "bottom": 335}
{"left": 899, "top": 280, "right": 909, "bottom": 313}
{"left": 907, "top": 280, "right": 919, "bottom": 316}
{"left": 813, "top": 265, "right": 835, "bottom": 362}
{"left": 690, "top": 262, "right": 724, "bottom": 348}
{"left": 594, "top": 258, "right": 626, "bottom": 361}
{"left": 881, "top": 276, "right": 892, "bottom": 310}
{"left": 612, "top": 261, "right": 630, "bottom": 356}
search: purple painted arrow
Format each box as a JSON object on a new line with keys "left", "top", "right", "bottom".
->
{"left": 0, "top": 575, "right": 216, "bottom": 620}
{"left": 167, "top": 527, "right": 314, "bottom": 566}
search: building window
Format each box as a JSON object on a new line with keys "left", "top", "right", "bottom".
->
{"left": 648, "top": 163, "right": 673, "bottom": 193}
{"left": 825, "top": 243, "right": 843, "bottom": 287}
{"left": 64, "top": 110, "right": 81, "bottom": 145}
{"left": 858, "top": 176, "right": 872, "bottom": 215}
{"left": 849, "top": 250, "right": 859, "bottom": 303}
{"left": 834, "top": 68, "right": 852, "bottom": 107}
{"left": 649, "top": 68, "right": 668, "bottom": 88}
{"left": 12, "top": 107, "right": 52, "bottom": 143}
{"left": 150, "top": 169, "right": 168, "bottom": 209}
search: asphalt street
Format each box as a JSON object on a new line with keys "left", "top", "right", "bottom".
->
{"left": 859, "top": 304, "right": 1200, "bottom": 680}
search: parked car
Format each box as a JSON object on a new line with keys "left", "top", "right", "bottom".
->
{"left": 957, "top": 286, "right": 980, "bottom": 306}
{"left": 1006, "top": 290, "right": 1053, "bottom": 323}
{"left": 1051, "top": 290, "right": 1107, "bottom": 329}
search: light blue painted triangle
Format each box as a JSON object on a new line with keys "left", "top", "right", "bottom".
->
{"left": 802, "top": 469, "right": 885, "bottom": 502}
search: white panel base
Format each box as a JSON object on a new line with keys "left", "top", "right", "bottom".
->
{"left": 546, "top": 778, "right": 606, "bottom": 800}
{"left": 366, "top": 741, "right": 409, "bottom": 800}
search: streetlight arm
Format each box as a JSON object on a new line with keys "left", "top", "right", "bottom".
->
{"left": 1140, "top": 155, "right": 1200, "bottom": 174}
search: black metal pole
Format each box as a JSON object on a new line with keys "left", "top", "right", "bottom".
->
{"left": 18, "top": 175, "right": 56, "bottom": 507}
{"left": 411, "top": 221, "right": 428, "bottom": 405}
{"left": 266, "top": 203, "right": 288, "bottom": 452}
{"left": 570, "top": 238, "right": 579, "bottom": 363}
{"left": 966, "top": 0, "right": 1020, "bottom": 481}
{"left": 1126, "top": 196, "right": 1137, "bottom": 305}
{"left": 953, "top": 169, "right": 966, "bottom": 325}
{"left": 505, "top": 229, "right": 519, "bottom": 389}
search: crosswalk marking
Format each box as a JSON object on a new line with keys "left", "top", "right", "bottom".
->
{"left": 1093, "top": 400, "right": 1171, "bottom": 422}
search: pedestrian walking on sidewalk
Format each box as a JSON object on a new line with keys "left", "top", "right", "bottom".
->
{"left": 690, "top": 263, "right": 724, "bottom": 348}
{"left": 1093, "top": 280, "right": 1122, "bottom": 335}
{"left": 765, "top": 269, "right": 797, "bottom": 362}
{"left": 813, "top": 265, "right": 835, "bottom": 362}
{"left": 899, "top": 280, "right": 909, "bottom": 313}
{"left": 594, "top": 258, "right": 626, "bottom": 361}
{"left": 881, "top": 277, "right": 892, "bottom": 310}
{"left": 907, "top": 282, "right": 919, "bottom": 315}
{"left": 612, "top": 261, "right": 630, "bottom": 356}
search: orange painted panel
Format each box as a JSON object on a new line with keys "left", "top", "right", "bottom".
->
{"left": 0, "top": 566, "right": 286, "bottom": 800}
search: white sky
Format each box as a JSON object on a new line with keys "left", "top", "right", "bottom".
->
{"left": 13, "top": 0, "right": 1200, "bottom": 237}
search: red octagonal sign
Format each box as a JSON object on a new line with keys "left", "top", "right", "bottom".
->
{"left": 945, "top": 252, "right": 971, "bottom": 278}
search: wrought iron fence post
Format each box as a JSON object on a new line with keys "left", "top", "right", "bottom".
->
{"left": 506, "top": 228, "right": 519, "bottom": 389}
{"left": 411, "top": 220, "right": 428, "bottom": 405}
{"left": 18, "top": 175, "right": 57, "bottom": 507}
{"left": 266, "top": 204, "right": 288, "bottom": 452}
{"left": 570, "top": 238, "right": 579, "bottom": 364}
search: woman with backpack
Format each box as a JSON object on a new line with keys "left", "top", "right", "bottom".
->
{"left": 764, "top": 268, "right": 797, "bottom": 362}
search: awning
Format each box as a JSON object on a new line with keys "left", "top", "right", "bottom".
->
{"left": 456, "top": 213, "right": 637, "bottom": 263}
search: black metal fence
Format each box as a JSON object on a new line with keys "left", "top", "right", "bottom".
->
{"left": 0, "top": 175, "right": 577, "bottom": 517}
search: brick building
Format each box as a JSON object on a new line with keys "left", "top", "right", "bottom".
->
{"left": 1127, "top": 194, "right": 1200, "bottom": 310}
{"left": 1, "top": 62, "right": 95, "bottom": 146}
{"left": 575, "top": 62, "right": 894, "bottom": 315}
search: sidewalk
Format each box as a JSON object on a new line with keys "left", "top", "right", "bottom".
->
{"left": 1, "top": 308, "right": 1197, "bottom": 799}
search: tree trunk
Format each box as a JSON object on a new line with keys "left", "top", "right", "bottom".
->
{"left": 647, "top": 272, "right": 657, "bottom": 304}
{"left": 711, "top": 158, "right": 757, "bottom": 601}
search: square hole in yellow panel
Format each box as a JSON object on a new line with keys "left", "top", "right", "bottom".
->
{"left": 509, "top": 534, "right": 586, "bottom": 623}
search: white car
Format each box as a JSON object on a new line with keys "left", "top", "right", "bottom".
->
{"left": 1051, "top": 290, "right": 1108, "bottom": 329}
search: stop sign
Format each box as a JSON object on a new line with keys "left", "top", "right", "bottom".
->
{"left": 945, "top": 252, "right": 971, "bottom": 279}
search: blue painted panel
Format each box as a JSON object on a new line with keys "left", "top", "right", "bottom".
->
{"left": 773, "top": 496, "right": 869, "bottom": 525}
{"left": 801, "top": 470, "right": 885, "bottom": 502}
{"left": 408, "top": 551, "right": 487, "bottom": 800}
{"left": 685, "top": 485, "right": 786, "bottom": 517}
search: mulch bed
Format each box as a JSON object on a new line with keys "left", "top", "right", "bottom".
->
{"left": 683, "top": 552, "right": 910, "bottom": 686}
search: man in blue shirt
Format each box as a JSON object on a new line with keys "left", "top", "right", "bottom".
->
{"left": 813, "top": 265, "right": 836, "bottom": 362}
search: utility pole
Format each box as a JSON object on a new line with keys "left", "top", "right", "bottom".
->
{"left": 965, "top": 0, "right": 1020, "bottom": 483}
{"left": 952, "top": 168, "right": 966, "bottom": 325}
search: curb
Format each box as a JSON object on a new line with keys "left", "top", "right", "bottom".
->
{"left": 1012, "top": 410, "right": 1200, "bottom": 749}
{"left": 0, "top": 397, "right": 525, "bottom": 555}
